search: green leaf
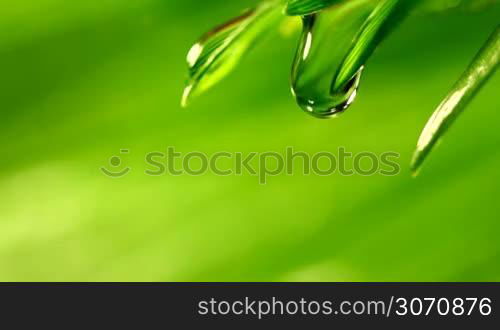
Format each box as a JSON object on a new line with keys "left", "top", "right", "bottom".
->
{"left": 411, "top": 26, "right": 500, "bottom": 174}
{"left": 286, "top": 0, "right": 342, "bottom": 16}
{"left": 286, "top": 0, "right": 500, "bottom": 17}
{"left": 333, "top": 0, "right": 417, "bottom": 91}
{"left": 181, "top": 1, "right": 284, "bottom": 107}
{"left": 415, "top": 0, "right": 500, "bottom": 13}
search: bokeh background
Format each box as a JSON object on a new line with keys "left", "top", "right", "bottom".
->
{"left": 0, "top": 0, "right": 499, "bottom": 281}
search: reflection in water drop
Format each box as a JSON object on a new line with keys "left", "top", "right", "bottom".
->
{"left": 291, "top": 2, "right": 375, "bottom": 118}
{"left": 291, "top": 0, "right": 413, "bottom": 118}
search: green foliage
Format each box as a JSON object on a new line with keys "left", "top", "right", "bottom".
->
{"left": 286, "top": 0, "right": 342, "bottom": 15}
{"left": 1, "top": 0, "right": 499, "bottom": 282}
{"left": 332, "top": 0, "right": 417, "bottom": 91}
{"left": 412, "top": 26, "right": 500, "bottom": 173}
{"left": 182, "top": 0, "right": 284, "bottom": 107}
{"left": 287, "top": 0, "right": 499, "bottom": 16}
{"left": 184, "top": 0, "right": 500, "bottom": 171}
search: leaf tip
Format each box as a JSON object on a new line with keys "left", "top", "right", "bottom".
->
{"left": 410, "top": 150, "right": 425, "bottom": 177}
{"left": 410, "top": 123, "right": 440, "bottom": 176}
{"left": 181, "top": 84, "right": 194, "bottom": 108}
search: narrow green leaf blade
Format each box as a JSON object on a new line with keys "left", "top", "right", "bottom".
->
{"left": 333, "top": 0, "right": 417, "bottom": 91}
{"left": 411, "top": 26, "right": 500, "bottom": 174}
{"left": 287, "top": 0, "right": 500, "bottom": 17}
{"left": 415, "top": 0, "right": 500, "bottom": 13}
{"left": 182, "top": 1, "right": 284, "bottom": 107}
{"left": 286, "top": 0, "right": 342, "bottom": 16}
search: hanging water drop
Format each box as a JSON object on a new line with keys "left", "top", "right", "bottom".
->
{"left": 291, "top": 0, "right": 415, "bottom": 118}
{"left": 291, "top": 2, "right": 375, "bottom": 118}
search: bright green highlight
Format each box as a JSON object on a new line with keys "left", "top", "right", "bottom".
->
{"left": 412, "top": 26, "right": 500, "bottom": 173}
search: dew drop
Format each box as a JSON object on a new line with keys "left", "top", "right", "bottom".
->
{"left": 291, "top": 2, "right": 375, "bottom": 118}
{"left": 291, "top": 0, "right": 412, "bottom": 118}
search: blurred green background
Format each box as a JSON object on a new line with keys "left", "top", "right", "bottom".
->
{"left": 0, "top": 0, "right": 499, "bottom": 281}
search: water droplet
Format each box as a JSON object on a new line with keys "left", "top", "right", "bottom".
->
{"left": 291, "top": 0, "right": 413, "bottom": 118}
{"left": 291, "top": 2, "right": 374, "bottom": 118}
